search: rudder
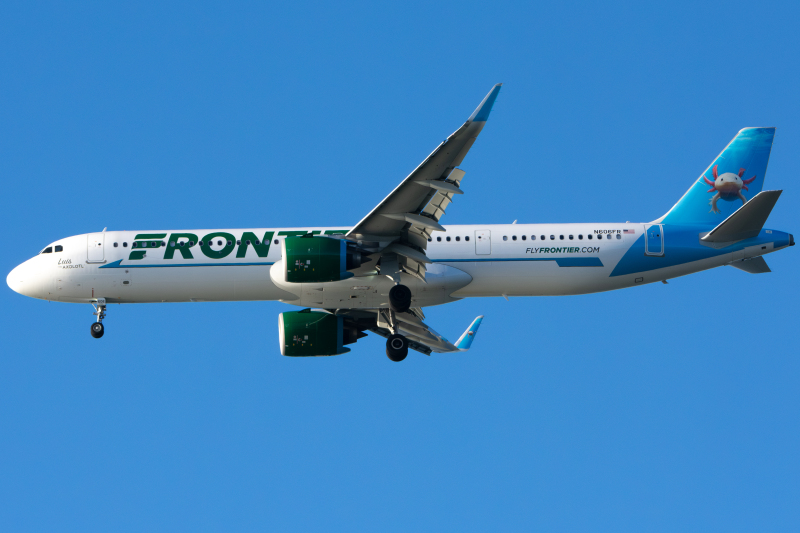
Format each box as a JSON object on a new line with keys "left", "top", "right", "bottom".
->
{"left": 658, "top": 127, "right": 776, "bottom": 226}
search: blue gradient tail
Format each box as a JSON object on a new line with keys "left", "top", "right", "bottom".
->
{"left": 658, "top": 128, "right": 776, "bottom": 226}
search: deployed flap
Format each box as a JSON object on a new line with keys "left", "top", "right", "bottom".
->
{"left": 334, "top": 308, "right": 484, "bottom": 354}
{"left": 701, "top": 190, "right": 782, "bottom": 242}
{"left": 729, "top": 256, "right": 771, "bottom": 274}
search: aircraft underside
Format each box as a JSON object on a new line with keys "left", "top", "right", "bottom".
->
{"left": 6, "top": 84, "right": 794, "bottom": 361}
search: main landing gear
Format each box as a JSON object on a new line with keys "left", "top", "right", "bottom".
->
{"left": 386, "top": 333, "right": 408, "bottom": 362}
{"left": 389, "top": 284, "right": 411, "bottom": 313}
{"left": 384, "top": 285, "right": 411, "bottom": 361}
{"left": 90, "top": 298, "right": 106, "bottom": 339}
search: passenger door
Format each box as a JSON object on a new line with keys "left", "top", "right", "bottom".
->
{"left": 87, "top": 233, "right": 105, "bottom": 263}
{"left": 644, "top": 224, "right": 664, "bottom": 256}
{"left": 475, "top": 230, "right": 491, "bottom": 255}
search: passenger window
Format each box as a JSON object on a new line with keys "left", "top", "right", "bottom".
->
{"left": 246, "top": 240, "right": 251, "bottom": 245}
{"left": 217, "top": 240, "right": 223, "bottom": 246}
{"left": 274, "top": 240, "right": 279, "bottom": 245}
{"left": 550, "top": 235, "right": 555, "bottom": 240}
{"left": 113, "top": 243, "right": 118, "bottom": 248}
{"left": 541, "top": 235, "right": 545, "bottom": 241}
{"left": 616, "top": 234, "right": 621, "bottom": 239}
{"left": 55, "top": 245, "right": 63, "bottom": 252}
{"left": 588, "top": 235, "right": 593, "bottom": 240}
{"left": 199, "top": 241, "right": 204, "bottom": 246}
{"left": 226, "top": 241, "right": 232, "bottom": 246}
{"left": 521, "top": 235, "right": 526, "bottom": 241}
{"left": 189, "top": 241, "right": 195, "bottom": 246}
{"left": 559, "top": 235, "right": 564, "bottom": 240}
{"left": 255, "top": 240, "right": 260, "bottom": 245}
{"left": 446, "top": 236, "right": 451, "bottom": 242}
{"left": 569, "top": 235, "right": 573, "bottom": 240}
{"left": 465, "top": 236, "right": 469, "bottom": 241}
{"left": 123, "top": 242, "right": 128, "bottom": 247}
{"left": 512, "top": 235, "right": 517, "bottom": 241}
{"left": 606, "top": 234, "right": 611, "bottom": 240}
{"left": 531, "top": 235, "right": 536, "bottom": 240}
{"left": 503, "top": 236, "right": 508, "bottom": 241}
{"left": 455, "top": 236, "right": 460, "bottom": 241}
{"left": 578, "top": 235, "right": 583, "bottom": 240}
{"left": 428, "top": 238, "right": 432, "bottom": 242}
{"left": 42, "top": 247, "right": 52, "bottom": 254}
{"left": 437, "top": 237, "right": 442, "bottom": 242}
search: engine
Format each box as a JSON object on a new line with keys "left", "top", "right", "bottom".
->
{"left": 279, "top": 310, "right": 365, "bottom": 356}
{"left": 282, "top": 235, "right": 364, "bottom": 283}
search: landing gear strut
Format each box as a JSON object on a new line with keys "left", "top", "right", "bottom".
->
{"left": 389, "top": 284, "right": 412, "bottom": 313}
{"left": 90, "top": 298, "right": 106, "bottom": 339}
{"left": 386, "top": 333, "right": 408, "bottom": 362}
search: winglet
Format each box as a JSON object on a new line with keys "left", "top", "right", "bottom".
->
{"left": 455, "top": 315, "right": 484, "bottom": 351}
{"left": 467, "top": 84, "right": 502, "bottom": 123}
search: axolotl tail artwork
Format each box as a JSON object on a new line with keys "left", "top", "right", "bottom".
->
{"left": 702, "top": 165, "right": 757, "bottom": 213}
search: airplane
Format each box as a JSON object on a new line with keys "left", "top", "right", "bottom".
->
{"left": 6, "top": 84, "right": 794, "bottom": 361}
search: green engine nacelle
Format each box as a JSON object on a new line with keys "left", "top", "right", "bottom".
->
{"left": 283, "top": 235, "right": 361, "bottom": 283}
{"left": 279, "top": 310, "right": 353, "bottom": 356}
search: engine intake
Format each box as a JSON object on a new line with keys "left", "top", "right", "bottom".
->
{"left": 283, "top": 235, "right": 363, "bottom": 283}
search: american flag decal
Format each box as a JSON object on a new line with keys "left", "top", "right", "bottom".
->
{"left": 623, "top": 229, "right": 636, "bottom": 234}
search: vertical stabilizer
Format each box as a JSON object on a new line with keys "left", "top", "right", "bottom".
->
{"left": 658, "top": 128, "right": 775, "bottom": 226}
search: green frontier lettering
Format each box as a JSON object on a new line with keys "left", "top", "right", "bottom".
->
{"left": 164, "top": 233, "right": 199, "bottom": 260}
{"left": 129, "top": 233, "right": 167, "bottom": 260}
{"left": 157, "top": 229, "right": 350, "bottom": 261}
{"left": 200, "top": 232, "right": 236, "bottom": 259}
{"left": 236, "top": 231, "right": 275, "bottom": 258}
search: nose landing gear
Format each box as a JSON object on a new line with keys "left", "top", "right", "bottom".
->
{"left": 90, "top": 298, "right": 106, "bottom": 339}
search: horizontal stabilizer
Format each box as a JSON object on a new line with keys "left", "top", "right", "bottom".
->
{"left": 729, "top": 256, "right": 771, "bottom": 274}
{"left": 701, "top": 190, "right": 782, "bottom": 243}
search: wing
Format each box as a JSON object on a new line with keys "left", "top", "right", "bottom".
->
{"left": 330, "top": 308, "right": 484, "bottom": 355}
{"left": 346, "top": 84, "right": 502, "bottom": 281}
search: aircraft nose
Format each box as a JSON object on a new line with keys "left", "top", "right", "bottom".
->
{"left": 7, "top": 260, "right": 41, "bottom": 298}
{"left": 7, "top": 263, "right": 26, "bottom": 295}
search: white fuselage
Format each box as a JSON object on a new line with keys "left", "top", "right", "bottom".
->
{"left": 9, "top": 223, "right": 770, "bottom": 308}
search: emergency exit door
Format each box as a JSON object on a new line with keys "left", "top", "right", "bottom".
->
{"left": 87, "top": 233, "right": 105, "bottom": 263}
{"left": 475, "top": 230, "right": 491, "bottom": 255}
{"left": 644, "top": 224, "right": 664, "bottom": 256}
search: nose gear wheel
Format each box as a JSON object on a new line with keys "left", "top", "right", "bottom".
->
{"left": 90, "top": 322, "right": 104, "bottom": 338}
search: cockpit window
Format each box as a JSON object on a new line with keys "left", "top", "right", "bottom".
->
{"left": 54, "top": 245, "right": 63, "bottom": 252}
{"left": 41, "top": 247, "right": 53, "bottom": 254}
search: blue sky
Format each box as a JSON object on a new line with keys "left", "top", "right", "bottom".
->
{"left": 1, "top": 1, "right": 799, "bottom": 530}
